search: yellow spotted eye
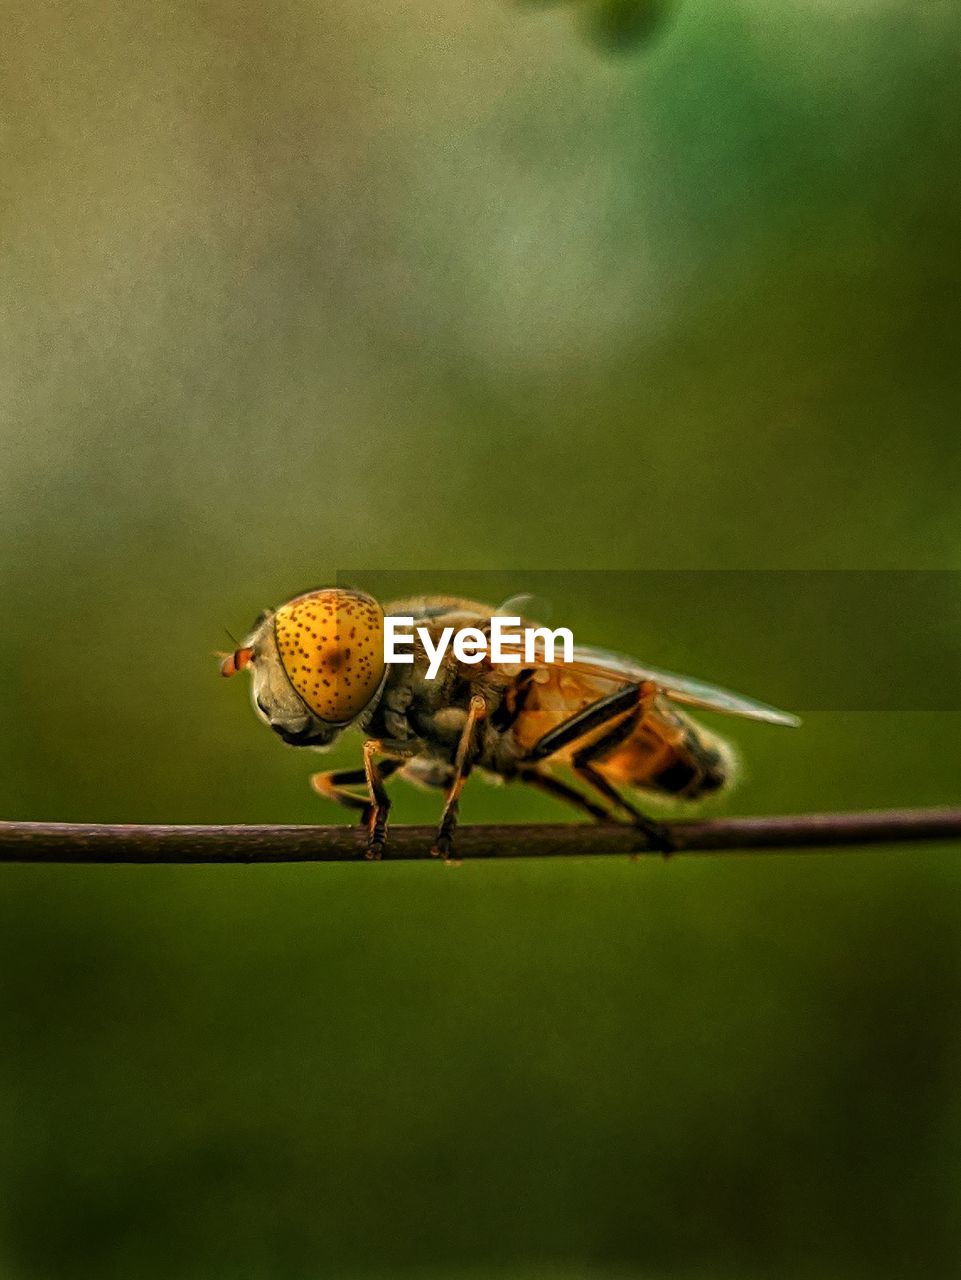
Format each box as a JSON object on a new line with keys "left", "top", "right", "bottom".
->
{"left": 273, "top": 589, "right": 385, "bottom": 723}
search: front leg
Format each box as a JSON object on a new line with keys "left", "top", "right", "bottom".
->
{"left": 358, "top": 738, "right": 422, "bottom": 859}
{"left": 432, "top": 695, "right": 487, "bottom": 861}
{"left": 311, "top": 760, "right": 402, "bottom": 827}
{"left": 362, "top": 740, "right": 394, "bottom": 859}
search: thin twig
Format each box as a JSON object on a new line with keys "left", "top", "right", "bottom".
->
{"left": 0, "top": 808, "right": 959, "bottom": 863}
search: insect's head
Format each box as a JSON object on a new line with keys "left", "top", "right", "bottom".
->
{"left": 220, "top": 588, "right": 387, "bottom": 748}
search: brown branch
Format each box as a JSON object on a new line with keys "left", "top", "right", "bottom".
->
{"left": 0, "top": 808, "right": 959, "bottom": 863}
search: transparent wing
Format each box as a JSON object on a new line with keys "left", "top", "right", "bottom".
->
{"left": 495, "top": 592, "right": 553, "bottom": 623}
{"left": 494, "top": 641, "right": 801, "bottom": 727}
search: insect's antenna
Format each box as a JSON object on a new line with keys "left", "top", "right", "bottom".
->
{"left": 224, "top": 626, "right": 242, "bottom": 648}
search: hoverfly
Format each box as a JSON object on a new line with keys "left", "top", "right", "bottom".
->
{"left": 220, "top": 588, "right": 799, "bottom": 858}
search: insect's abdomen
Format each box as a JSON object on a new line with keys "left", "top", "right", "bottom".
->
{"left": 510, "top": 672, "right": 733, "bottom": 800}
{"left": 598, "top": 704, "right": 733, "bottom": 799}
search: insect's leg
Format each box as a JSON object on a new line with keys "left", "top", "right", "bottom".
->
{"left": 572, "top": 761, "right": 673, "bottom": 852}
{"left": 517, "top": 766, "right": 615, "bottom": 822}
{"left": 361, "top": 741, "right": 394, "bottom": 859}
{"left": 311, "top": 761, "right": 402, "bottom": 823}
{"left": 570, "top": 718, "right": 676, "bottom": 852}
{"left": 523, "top": 681, "right": 654, "bottom": 762}
{"left": 522, "top": 681, "right": 676, "bottom": 851}
{"left": 358, "top": 739, "right": 424, "bottom": 858}
{"left": 432, "top": 695, "right": 487, "bottom": 861}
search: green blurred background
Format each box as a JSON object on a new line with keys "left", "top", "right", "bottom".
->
{"left": 2, "top": 1, "right": 960, "bottom": 1276}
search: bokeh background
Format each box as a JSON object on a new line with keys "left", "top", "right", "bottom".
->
{"left": 2, "top": 1, "right": 960, "bottom": 1276}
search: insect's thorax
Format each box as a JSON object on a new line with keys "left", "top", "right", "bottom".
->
{"left": 366, "top": 654, "right": 510, "bottom": 747}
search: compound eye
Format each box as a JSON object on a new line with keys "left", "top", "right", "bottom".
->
{"left": 273, "top": 589, "right": 385, "bottom": 723}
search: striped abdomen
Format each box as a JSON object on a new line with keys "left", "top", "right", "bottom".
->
{"left": 510, "top": 669, "right": 733, "bottom": 800}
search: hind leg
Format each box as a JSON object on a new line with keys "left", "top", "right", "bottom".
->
{"left": 517, "top": 766, "right": 616, "bottom": 822}
{"left": 572, "top": 728, "right": 676, "bottom": 853}
{"left": 523, "top": 682, "right": 676, "bottom": 852}
{"left": 572, "top": 761, "right": 674, "bottom": 852}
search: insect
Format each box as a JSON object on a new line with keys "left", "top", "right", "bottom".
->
{"left": 220, "top": 588, "right": 799, "bottom": 859}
